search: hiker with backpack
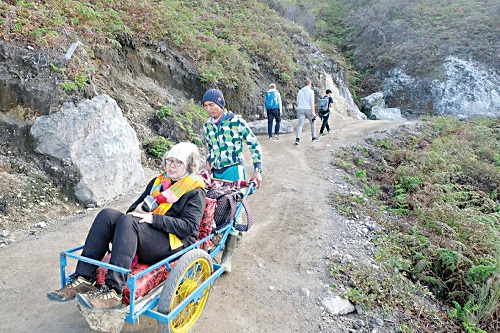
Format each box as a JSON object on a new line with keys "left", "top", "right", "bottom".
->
{"left": 318, "top": 89, "right": 334, "bottom": 136}
{"left": 263, "top": 83, "right": 283, "bottom": 140}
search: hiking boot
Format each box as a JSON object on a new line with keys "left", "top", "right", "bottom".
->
{"left": 312, "top": 137, "right": 320, "bottom": 142}
{"left": 273, "top": 134, "right": 280, "bottom": 139}
{"left": 295, "top": 138, "right": 300, "bottom": 145}
{"left": 47, "top": 275, "right": 97, "bottom": 302}
{"left": 269, "top": 137, "right": 273, "bottom": 140}
{"left": 319, "top": 133, "right": 326, "bottom": 137}
{"left": 76, "top": 284, "right": 122, "bottom": 310}
{"left": 328, "top": 130, "right": 332, "bottom": 134}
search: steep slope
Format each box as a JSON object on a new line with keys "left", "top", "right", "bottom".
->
{"left": 311, "top": 0, "right": 500, "bottom": 116}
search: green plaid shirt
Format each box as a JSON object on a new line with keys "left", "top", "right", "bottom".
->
{"left": 204, "top": 111, "right": 262, "bottom": 171}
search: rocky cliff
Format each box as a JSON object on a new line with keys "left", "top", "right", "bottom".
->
{"left": 383, "top": 57, "right": 500, "bottom": 118}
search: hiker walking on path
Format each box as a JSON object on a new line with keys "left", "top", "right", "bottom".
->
{"left": 202, "top": 88, "right": 263, "bottom": 273}
{"left": 318, "top": 89, "right": 334, "bottom": 136}
{"left": 263, "top": 83, "right": 283, "bottom": 140}
{"left": 295, "top": 79, "right": 319, "bottom": 145}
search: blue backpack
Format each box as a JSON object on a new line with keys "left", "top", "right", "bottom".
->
{"left": 265, "top": 91, "right": 279, "bottom": 110}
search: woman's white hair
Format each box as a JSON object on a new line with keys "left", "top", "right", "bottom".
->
{"left": 184, "top": 148, "right": 201, "bottom": 174}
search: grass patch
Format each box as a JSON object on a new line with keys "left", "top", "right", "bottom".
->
{"left": 146, "top": 99, "right": 207, "bottom": 161}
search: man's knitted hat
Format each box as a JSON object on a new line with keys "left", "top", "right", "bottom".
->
{"left": 202, "top": 89, "right": 225, "bottom": 109}
{"left": 326, "top": 89, "right": 332, "bottom": 94}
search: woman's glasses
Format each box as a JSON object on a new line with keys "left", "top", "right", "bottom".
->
{"left": 165, "top": 158, "right": 183, "bottom": 167}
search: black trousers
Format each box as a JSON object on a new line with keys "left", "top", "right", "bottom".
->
{"left": 267, "top": 108, "right": 281, "bottom": 138}
{"left": 75, "top": 208, "right": 175, "bottom": 292}
{"left": 320, "top": 113, "right": 331, "bottom": 134}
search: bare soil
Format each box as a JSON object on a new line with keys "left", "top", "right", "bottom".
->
{"left": 0, "top": 119, "right": 408, "bottom": 333}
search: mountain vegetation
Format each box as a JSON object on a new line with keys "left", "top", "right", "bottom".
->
{"left": 332, "top": 117, "right": 499, "bottom": 332}
{"left": 0, "top": 0, "right": 336, "bottom": 100}
{"left": 2, "top": 0, "right": 498, "bottom": 105}
{"left": 262, "top": 0, "right": 499, "bottom": 102}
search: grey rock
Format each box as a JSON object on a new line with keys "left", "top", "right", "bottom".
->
{"left": 31, "top": 95, "right": 145, "bottom": 205}
{"left": 361, "top": 92, "right": 385, "bottom": 110}
{"left": 76, "top": 302, "right": 126, "bottom": 333}
{"left": 248, "top": 119, "right": 294, "bottom": 135}
{"left": 353, "top": 319, "right": 365, "bottom": 328}
{"left": 431, "top": 56, "right": 500, "bottom": 118}
{"left": 371, "top": 107, "right": 403, "bottom": 121}
{"left": 341, "top": 254, "right": 353, "bottom": 264}
{"left": 322, "top": 296, "right": 355, "bottom": 315}
{"left": 383, "top": 57, "right": 500, "bottom": 118}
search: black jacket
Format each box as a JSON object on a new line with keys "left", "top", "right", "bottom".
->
{"left": 127, "top": 177, "right": 206, "bottom": 247}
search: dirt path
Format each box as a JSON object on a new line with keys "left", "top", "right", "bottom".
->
{"left": 0, "top": 119, "right": 407, "bottom": 333}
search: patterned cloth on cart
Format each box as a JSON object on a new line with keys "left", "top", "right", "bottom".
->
{"left": 200, "top": 169, "right": 254, "bottom": 232}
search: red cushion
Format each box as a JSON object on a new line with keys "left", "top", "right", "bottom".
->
{"left": 198, "top": 197, "right": 216, "bottom": 249}
{"left": 96, "top": 253, "right": 175, "bottom": 305}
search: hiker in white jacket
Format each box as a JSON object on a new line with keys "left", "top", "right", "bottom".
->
{"left": 295, "top": 79, "right": 319, "bottom": 145}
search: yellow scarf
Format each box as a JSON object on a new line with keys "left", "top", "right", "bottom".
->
{"left": 150, "top": 172, "right": 204, "bottom": 249}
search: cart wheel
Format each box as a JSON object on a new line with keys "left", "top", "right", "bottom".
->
{"left": 158, "top": 249, "right": 213, "bottom": 333}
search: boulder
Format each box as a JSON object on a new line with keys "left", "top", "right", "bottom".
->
{"left": 248, "top": 119, "right": 294, "bottom": 135}
{"left": 383, "top": 56, "right": 500, "bottom": 118}
{"left": 431, "top": 56, "right": 500, "bottom": 118}
{"left": 30, "top": 95, "right": 145, "bottom": 205}
{"left": 322, "top": 296, "right": 355, "bottom": 315}
{"left": 361, "top": 91, "right": 386, "bottom": 110}
{"left": 371, "top": 107, "right": 404, "bottom": 120}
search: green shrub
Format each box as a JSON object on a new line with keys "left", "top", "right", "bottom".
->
{"left": 0, "top": 0, "right": 305, "bottom": 96}
{"left": 146, "top": 136, "right": 174, "bottom": 158}
{"left": 156, "top": 105, "right": 173, "bottom": 120}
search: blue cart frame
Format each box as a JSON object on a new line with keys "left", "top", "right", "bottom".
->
{"left": 57, "top": 183, "right": 255, "bottom": 332}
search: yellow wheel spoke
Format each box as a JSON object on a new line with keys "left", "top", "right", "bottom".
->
{"left": 168, "top": 257, "right": 212, "bottom": 333}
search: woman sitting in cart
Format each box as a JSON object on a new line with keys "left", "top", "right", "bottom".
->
{"left": 48, "top": 142, "right": 206, "bottom": 310}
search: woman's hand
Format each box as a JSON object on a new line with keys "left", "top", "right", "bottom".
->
{"left": 131, "top": 211, "right": 153, "bottom": 224}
